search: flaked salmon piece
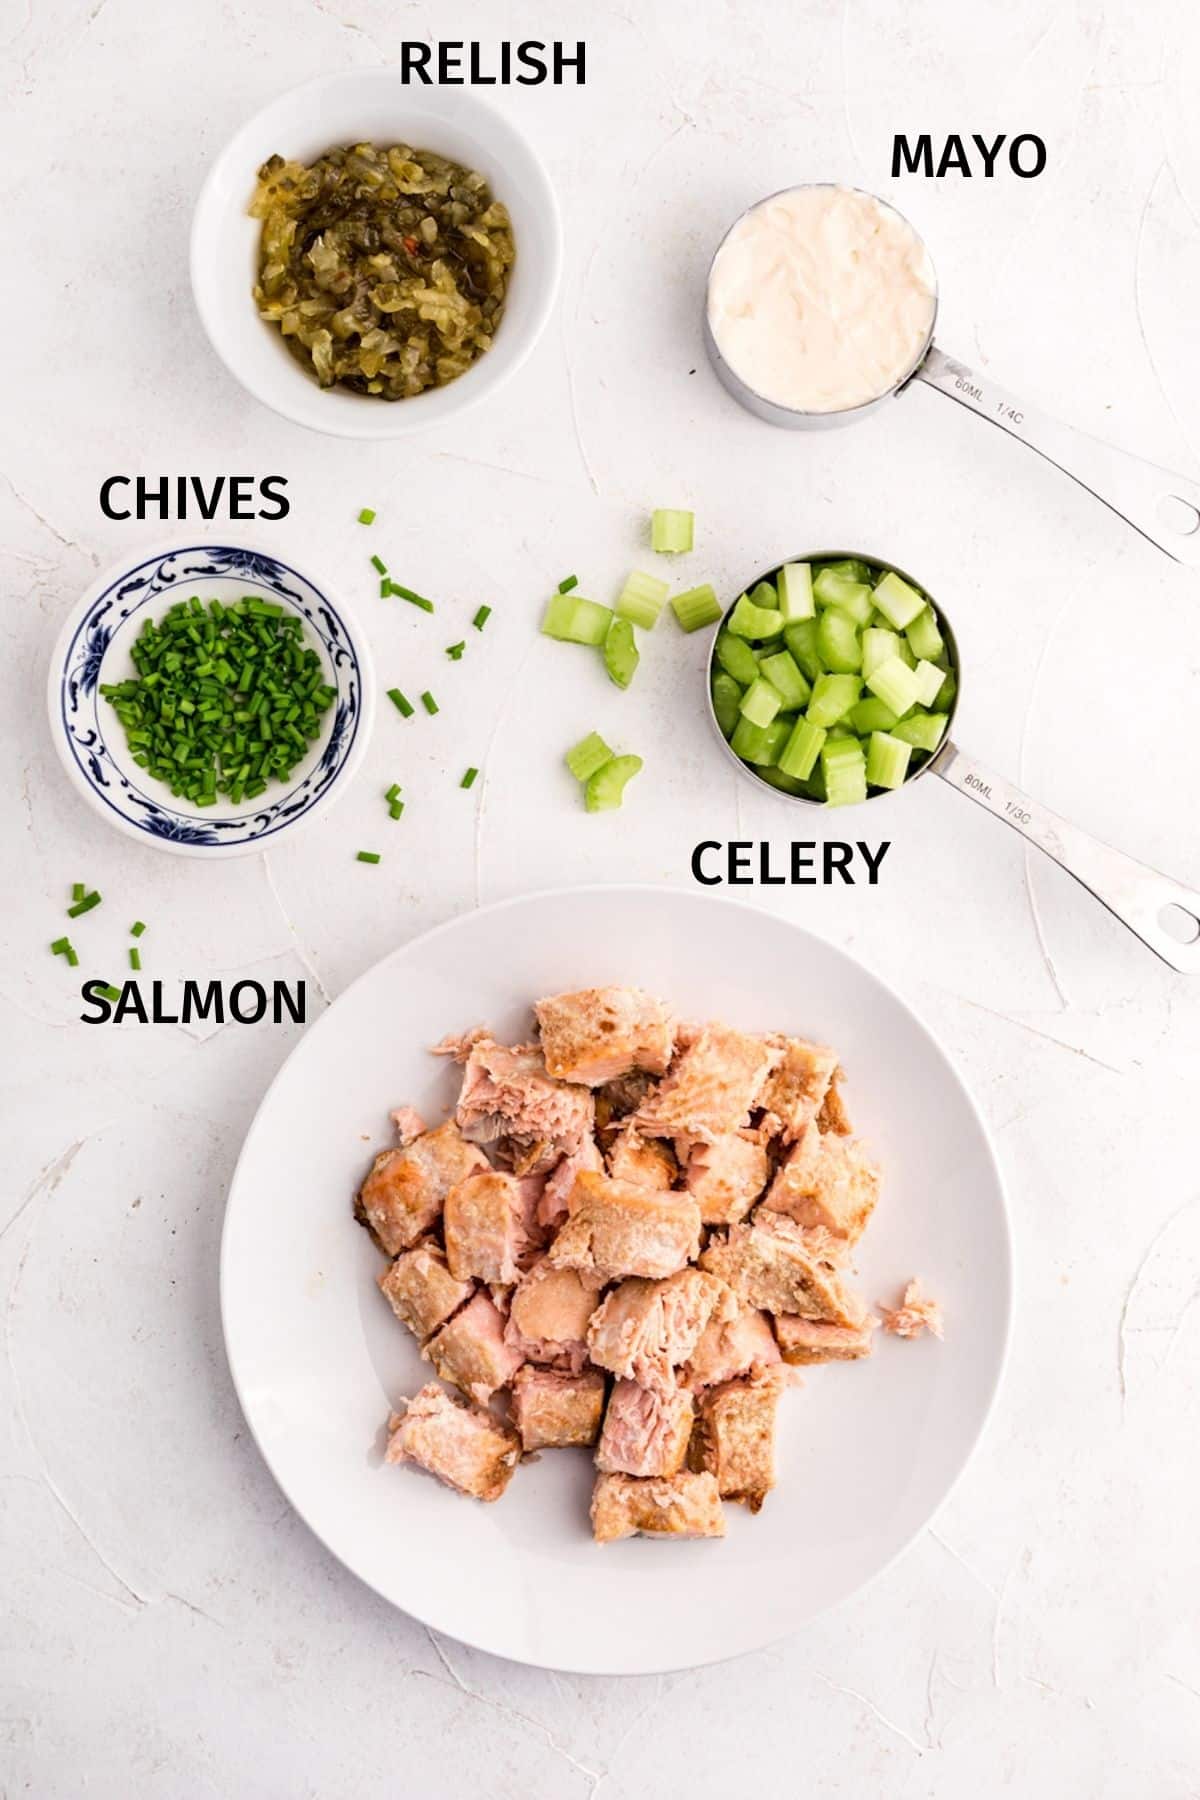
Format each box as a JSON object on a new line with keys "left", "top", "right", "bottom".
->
{"left": 595, "top": 1381, "right": 695, "bottom": 1477}
{"left": 818, "top": 1073, "right": 853, "bottom": 1136}
{"left": 685, "top": 1298, "right": 781, "bottom": 1388}
{"left": 774, "top": 1313, "right": 878, "bottom": 1364}
{"left": 699, "top": 1211, "right": 867, "bottom": 1326}
{"left": 456, "top": 1038, "right": 595, "bottom": 1165}
{"left": 535, "top": 986, "right": 675, "bottom": 1087}
{"left": 760, "top": 1121, "right": 879, "bottom": 1244}
{"left": 587, "top": 1269, "right": 734, "bottom": 1391}
{"left": 757, "top": 1036, "right": 840, "bottom": 1140}
{"left": 511, "top": 1366, "right": 606, "bottom": 1451}
{"left": 695, "top": 1374, "right": 785, "bottom": 1512}
{"left": 591, "top": 1470, "right": 725, "bottom": 1543}
{"left": 880, "top": 1280, "right": 944, "bottom": 1340}
{"left": 423, "top": 1290, "right": 524, "bottom": 1403}
{"left": 378, "top": 1243, "right": 474, "bottom": 1342}
{"left": 444, "top": 1170, "right": 529, "bottom": 1284}
{"left": 385, "top": 1383, "right": 519, "bottom": 1502}
{"left": 606, "top": 1123, "right": 678, "bottom": 1191}
{"left": 594, "top": 1069, "right": 657, "bottom": 1132}
{"left": 539, "top": 1137, "right": 604, "bottom": 1233}
{"left": 632, "top": 1023, "right": 779, "bottom": 1143}
{"left": 357, "top": 1121, "right": 489, "bottom": 1256}
{"left": 389, "top": 1106, "right": 427, "bottom": 1146}
{"left": 548, "top": 1171, "right": 702, "bottom": 1281}
{"left": 430, "top": 1025, "right": 492, "bottom": 1064}
{"left": 685, "top": 1131, "right": 770, "bottom": 1225}
{"left": 505, "top": 1257, "right": 606, "bottom": 1374}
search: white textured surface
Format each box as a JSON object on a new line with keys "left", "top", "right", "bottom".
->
{"left": 2, "top": 0, "right": 1199, "bottom": 1793}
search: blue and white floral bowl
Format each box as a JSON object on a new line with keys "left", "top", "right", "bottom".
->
{"left": 48, "top": 542, "right": 374, "bottom": 857}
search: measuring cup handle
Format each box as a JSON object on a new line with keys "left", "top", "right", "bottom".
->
{"left": 913, "top": 346, "right": 1200, "bottom": 567}
{"left": 933, "top": 742, "right": 1200, "bottom": 972}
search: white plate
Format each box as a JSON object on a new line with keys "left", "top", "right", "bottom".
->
{"left": 221, "top": 886, "right": 1011, "bottom": 1674}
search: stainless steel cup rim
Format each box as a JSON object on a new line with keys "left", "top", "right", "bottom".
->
{"left": 704, "top": 183, "right": 941, "bottom": 424}
{"left": 705, "top": 551, "right": 961, "bottom": 807}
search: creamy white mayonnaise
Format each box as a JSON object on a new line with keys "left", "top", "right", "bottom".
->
{"left": 706, "top": 185, "right": 937, "bottom": 414}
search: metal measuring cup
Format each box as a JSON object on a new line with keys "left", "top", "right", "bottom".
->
{"left": 705, "top": 554, "right": 1200, "bottom": 972}
{"left": 704, "top": 186, "right": 1200, "bottom": 565}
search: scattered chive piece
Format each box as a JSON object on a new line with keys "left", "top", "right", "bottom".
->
{"left": 565, "top": 731, "right": 614, "bottom": 783}
{"left": 651, "top": 508, "right": 694, "bottom": 554}
{"left": 358, "top": 508, "right": 376, "bottom": 525}
{"left": 671, "top": 584, "right": 722, "bottom": 633}
{"left": 130, "top": 921, "right": 146, "bottom": 938}
{"left": 472, "top": 605, "right": 492, "bottom": 631}
{"left": 67, "top": 890, "right": 101, "bottom": 919}
{"left": 385, "top": 782, "right": 402, "bottom": 802}
{"left": 461, "top": 767, "right": 479, "bottom": 789}
{"left": 558, "top": 575, "right": 579, "bottom": 595}
{"left": 387, "top": 687, "right": 415, "bottom": 718}
{"left": 421, "top": 691, "right": 439, "bottom": 715}
{"left": 388, "top": 799, "right": 405, "bottom": 819}
{"left": 356, "top": 850, "right": 381, "bottom": 864}
{"left": 379, "top": 578, "right": 390, "bottom": 598}
{"left": 71, "top": 883, "right": 85, "bottom": 903}
{"left": 386, "top": 582, "right": 435, "bottom": 613}
{"left": 129, "top": 947, "right": 142, "bottom": 972}
{"left": 445, "top": 641, "right": 466, "bottom": 660}
{"left": 370, "top": 554, "right": 387, "bottom": 576}
{"left": 50, "top": 936, "right": 71, "bottom": 955}
{"left": 98, "top": 983, "right": 122, "bottom": 1003}
{"left": 65, "top": 945, "right": 79, "bottom": 968}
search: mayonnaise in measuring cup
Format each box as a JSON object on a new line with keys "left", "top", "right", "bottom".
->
{"left": 706, "top": 186, "right": 937, "bottom": 414}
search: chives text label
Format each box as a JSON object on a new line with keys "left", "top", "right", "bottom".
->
{"left": 691, "top": 841, "right": 891, "bottom": 886}
{"left": 99, "top": 475, "right": 290, "bottom": 521}
{"left": 891, "top": 133, "right": 1047, "bottom": 178}
{"left": 80, "top": 979, "right": 307, "bottom": 1025}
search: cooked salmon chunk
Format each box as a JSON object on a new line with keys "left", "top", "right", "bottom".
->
{"left": 511, "top": 1366, "right": 606, "bottom": 1451}
{"left": 591, "top": 1471, "right": 725, "bottom": 1543}
{"left": 357, "top": 1121, "right": 489, "bottom": 1256}
{"left": 758, "top": 1036, "right": 840, "bottom": 1140}
{"left": 761, "top": 1121, "right": 879, "bottom": 1244}
{"left": 505, "top": 1257, "right": 605, "bottom": 1373}
{"left": 539, "top": 1137, "right": 604, "bottom": 1232}
{"left": 456, "top": 1038, "right": 595, "bottom": 1167}
{"left": 774, "top": 1313, "right": 878, "bottom": 1364}
{"left": 378, "top": 1243, "right": 474, "bottom": 1342}
{"left": 633, "top": 1023, "right": 778, "bottom": 1142}
{"left": 699, "top": 1212, "right": 867, "bottom": 1326}
{"left": 548, "top": 1171, "right": 702, "bottom": 1281}
{"left": 696, "top": 1375, "right": 783, "bottom": 1512}
{"left": 685, "top": 1131, "right": 770, "bottom": 1225}
{"left": 385, "top": 1384, "right": 520, "bottom": 1501}
{"left": 423, "top": 1290, "right": 524, "bottom": 1403}
{"left": 605, "top": 1123, "right": 677, "bottom": 1191}
{"left": 818, "top": 1074, "right": 852, "bottom": 1136}
{"left": 685, "top": 1299, "right": 781, "bottom": 1388}
{"left": 586, "top": 1269, "right": 734, "bottom": 1390}
{"left": 879, "top": 1279, "right": 944, "bottom": 1340}
{"left": 389, "top": 1106, "right": 427, "bottom": 1146}
{"left": 596, "top": 1380, "right": 694, "bottom": 1477}
{"left": 444, "top": 1170, "right": 529, "bottom": 1284}
{"left": 535, "top": 986, "right": 675, "bottom": 1086}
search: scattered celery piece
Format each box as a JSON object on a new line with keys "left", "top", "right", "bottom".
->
{"left": 671, "top": 584, "right": 722, "bottom": 633}
{"left": 821, "top": 737, "right": 867, "bottom": 807}
{"left": 892, "top": 710, "right": 949, "bottom": 752}
{"left": 865, "top": 655, "right": 922, "bottom": 717}
{"left": 541, "top": 593, "right": 612, "bottom": 646}
{"left": 778, "top": 717, "right": 826, "bottom": 781}
{"left": 616, "top": 570, "right": 668, "bottom": 629}
{"left": 651, "top": 509, "right": 694, "bottom": 554}
{"left": 726, "top": 592, "right": 784, "bottom": 640}
{"left": 906, "top": 605, "right": 945, "bottom": 663}
{"left": 806, "top": 673, "right": 862, "bottom": 728}
{"left": 777, "top": 563, "right": 814, "bottom": 622}
{"left": 565, "top": 732, "right": 615, "bottom": 782}
{"left": 816, "top": 610, "right": 862, "bottom": 674}
{"left": 715, "top": 632, "right": 759, "bottom": 686}
{"left": 872, "top": 569, "right": 926, "bottom": 629}
{"left": 603, "top": 617, "right": 640, "bottom": 689}
{"left": 585, "top": 754, "right": 643, "bottom": 812}
{"left": 710, "top": 672, "right": 742, "bottom": 737}
{"left": 757, "top": 649, "right": 810, "bottom": 710}
{"left": 866, "top": 730, "right": 913, "bottom": 790}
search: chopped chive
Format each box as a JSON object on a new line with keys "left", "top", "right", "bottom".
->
{"left": 386, "top": 583, "right": 434, "bottom": 613}
{"left": 67, "top": 890, "right": 101, "bottom": 919}
{"left": 358, "top": 508, "right": 376, "bottom": 525}
{"left": 65, "top": 945, "right": 79, "bottom": 968}
{"left": 370, "top": 554, "right": 387, "bottom": 576}
{"left": 461, "top": 767, "right": 479, "bottom": 789}
{"left": 356, "top": 850, "right": 381, "bottom": 864}
{"left": 385, "top": 782, "right": 402, "bottom": 802}
{"left": 130, "top": 921, "right": 146, "bottom": 937}
{"left": 98, "top": 983, "right": 122, "bottom": 1003}
{"left": 445, "top": 641, "right": 466, "bottom": 660}
{"left": 421, "top": 691, "right": 439, "bottom": 715}
{"left": 387, "top": 688, "right": 415, "bottom": 718}
{"left": 472, "top": 605, "right": 492, "bottom": 631}
{"left": 557, "top": 575, "right": 579, "bottom": 594}
{"left": 388, "top": 799, "right": 405, "bottom": 819}
{"left": 50, "top": 937, "right": 71, "bottom": 955}
{"left": 129, "top": 947, "right": 142, "bottom": 971}
{"left": 71, "top": 883, "right": 85, "bottom": 903}
{"left": 379, "top": 578, "right": 390, "bottom": 598}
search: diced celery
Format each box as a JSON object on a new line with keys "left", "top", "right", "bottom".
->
{"left": 912, "top": 658, "right": 946, "bottom": 707}
{"left": 935, "top": 668, "right": 957, "bottom": 709}
{"left": 778, "top": 716, "right": 826, "bottom": 780}
{"left": 784, "top": 618, "right": 823, "bottom": 683}
{"left": 711, "top": 671, "right": 743, "bottom": 738}
{"left": 821, "top": 558, "right": 873, "bottom": 583}
{"left": 739, "top": 676, "right": 783, "bottom": 728}
{"left": 603, "top": 616, "right": 639, "bottom": 689}
{"left": 806, "top": 673, "right": 862, "bottom": 728}
{"left": 541, "top": 593, "right": 612, "bottom": 645}
{"left": 616, "top": 569, "right": 669, "bottom": 630}
{"left": 585, "top": 753, "right": 643, "bottom": 812}
{"left": 726, "top": 592, "right": 784, "bottom": 640}
{"left": 757, "top": 765, "right": 807, "bottom": 795}
{"left": 865, "top": 654, "right": 922, "bottom": 717}
{"left": 849, "top": 696, "right": 899, "bottom": 734}
{"left": 813, "top": 568, "right": 874, "bottom": 626}
{"left": 862, "top": 626, "right": 902, "bottom": 678}
{"left": 750, "top": 580, "right": 778, "bottom": 609}
{"left": 757, "top": 649, "right": 811, "bottom": 709}
{"left": 892, "top": 709, "right": 948, "bottom": 752}
{"left": 816, "top": 609, "right": 862, "bottom": 674}
{"left": 777, "top": 563, "right": 814, "bottom": 622}
{"left": 872, "top": 569, "right": 926, "bottom": 629}
{"left": 755, "top": 717, "right": 792, "bottom": 765}
{"left": 651, "top": 508, "right": 693, "bottom": 554}
{"left": 866, "top": 729, "right": 913, "bottom": 790}
{"left": 905, "top": 604, "right": 944, "bottom": 663}
{"left": 565, "top": 732, "right": 614, "bottom": 782}
{"left": 898, "top": 637, "right": 917, "bottom": 668}
{"left": 672, "top": 584, "right": 722, "bottom": 633}
{"left": 730, "top": 716, "right": 770, "bottom": 762}
{"left": 821, "top": 737, "right": 867, "bottom": 807}
{"left": 715, "top": 632, "right": 760, "bottom": 686}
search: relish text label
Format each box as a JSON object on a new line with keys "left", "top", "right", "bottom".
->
{"left": 398, "top": 41, "right": 585, "bottom": 84}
